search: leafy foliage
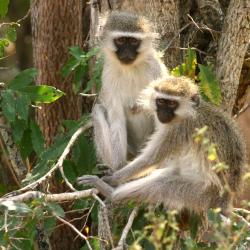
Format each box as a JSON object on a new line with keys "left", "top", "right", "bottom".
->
{"left": 0, "top": 0, "right": 19, "bottom": 57}
{"left": 62, "top": 46, "right": 103, "bottom": 94}
{"left": 0, "top": 0, "right": 9, "bottom": 17}
{"left": 0, "top": 68, "right": 65, "bottom": 160}
{"left": 171, "top": 48, "right": 222, "bottom": 105}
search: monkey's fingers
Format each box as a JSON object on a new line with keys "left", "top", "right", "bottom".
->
{"left": 77, "top": 175, "right": 99, "bottom": 186}
{"left": 96, "top": 164, "right": 113, "bottom": 175}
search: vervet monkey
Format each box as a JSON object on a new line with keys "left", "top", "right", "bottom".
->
{"left": 93, "top": 11, "right": 168, "bottom": 171}
{"left": 79, "top": 76, "right": 246, "bottom": 215}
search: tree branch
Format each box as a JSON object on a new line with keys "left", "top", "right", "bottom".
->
{"left": 113, "top": 207, "right": 139, "bottom": 250}
{"left": 0, "top": 189, "right": 98, "bottom": 203}
{"left": 5, "top": 121, "right": 93, "bottom": 195}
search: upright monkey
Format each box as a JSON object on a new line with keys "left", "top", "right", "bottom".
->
{"left": 93, "top": 11, "right": 168, "bottom": 170}
{"left": 79, "top": 76, "right": 246, "bottom": 215}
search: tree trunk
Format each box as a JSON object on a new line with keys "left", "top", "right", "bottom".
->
{"left": 216, "top": 0, "right": 250, "bottom": 113}
{"left": 31, "top": 1, "right": 86, "bottom": 249}
{"left": 31, "top": 0, "right": 83, "bottom": 145}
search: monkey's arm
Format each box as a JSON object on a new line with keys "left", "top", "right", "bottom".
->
{"left": 104, "top": 122, "right": 193, "bottom": 185}
{"left": 103, "top": 129, "right": 168, "bottom": 185}
{"left": 93, "top": 103, "right": 127, "bottom": 171}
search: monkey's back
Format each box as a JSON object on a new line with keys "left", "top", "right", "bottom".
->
{"left": 196, "top": 101, "right": 246, "bottom": 192}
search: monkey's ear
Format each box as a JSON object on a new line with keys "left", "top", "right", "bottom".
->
{"left": 191, "top": 94, "right": 200, "bottom": 107}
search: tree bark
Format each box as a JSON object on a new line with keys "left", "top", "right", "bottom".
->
{"left": 31, "top": 0, "right": 83, "bottom": 145}
{"left": 31, "top": 1, "right": 86, "bottom": 249}
{"left": 216, "top": 0, "right": 250, "bottom": 113}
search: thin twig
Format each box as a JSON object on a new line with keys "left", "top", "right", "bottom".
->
{"left": 163, "top": 22, "right": 192, "bottom": 52}
{"left": 79, "top": 93, "right": 97, "bottom": 97}
{"left": 115, "top": 207, "right": 139, "bottom": 249}
{"left": 187, "top": 14, "right": 201, "bottom": 31}
{"left": 234, "top": 208, "right": 250, "bottom": 215}
{"left": 16, "top": 9, "right": 31, "bottom": 24}
{"left": 93, "top": 194, "right": 114, "bottom": 248}
{"left": 171, "top": 46, "right": 209, "bottom": 56}
{"left": 74, "top": 202, "right": 96, "bottom": 241}
{"left": 232, "top": 212, "right": 250, "bottom": 229}
{"left": 54, "top": 214, "right": 93, "bottom": 250}
{"left": 5, "top": 121, "right": 93, "bottom": 195}
{"left": 234, "top": 102, "right": 250, "bottom": 118}
{"left": 59, "top": 165, "right": 77, "bottom": 191}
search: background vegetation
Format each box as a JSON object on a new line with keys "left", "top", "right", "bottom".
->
{"left": 0, "top": 0, "right": 249, "bottom": 249}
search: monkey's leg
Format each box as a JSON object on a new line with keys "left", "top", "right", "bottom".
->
{"left": 77, "top": 175, "right": 114, "bottom": 199}
{"left": 93, "top": 104, "right": 127, "bottom": 170}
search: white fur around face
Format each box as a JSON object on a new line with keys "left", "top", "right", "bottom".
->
{"left": 137, "top": 87, "right": 196, "bottom": 125}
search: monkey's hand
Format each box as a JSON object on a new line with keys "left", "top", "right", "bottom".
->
{"left": 77, "top": 175, "right": 99, "bottom": 187}
{"left": 96, "top": 164, "right": 114, "bottom": 176}
{"left": 102, "top": 175, "right": 119, "bottom": 186}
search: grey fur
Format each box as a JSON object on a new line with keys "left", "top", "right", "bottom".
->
{"left": 79, "top": 77, "right": 246, "bottom": 215}
{"left": 93, "top": 11, "right": 167, "bottom": 170}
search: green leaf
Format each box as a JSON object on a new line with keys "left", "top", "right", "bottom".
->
{"left": 0, "top": 0, "right": 9, "bottom": 17}
{"left": 69, "top": 46, "right": 85, "bottom": 59}
{"left": 0, "top": 43, "right": 4, "bottom": 57}
{"left": 16, "top": 94, "right": 30, "bottom": 120}
{"left": 0, "top": 38, "right": 9, "bottom": 57}
{"left": 18, "top": 85, "right": 65, "bottom": 103}
{"left": 72, "top": 135, "right": 96, "bottom": 175}
{"left": 73, "top": 65, "right": 87, "bottom": 93}
{"left": 20, "top": 129, "right": 33, "bottom": 159}
{"left": 11, "top": 119, "right": 27, "bottom": 144}
{"left": 61, "top": 57, "right": 80, "bottom": 78}
{"left": 1, "top": 89, "right": 16, "bottom": 122}
{"left": 171, "top": 48, "right": 197, "bottom": 79}
{"left": 8, "top": 68, "right": 37, "bottom": 90}
{"left": 185, "top": 48, "right": 197, "bottom": 79}
{"left": 44, "top": 217, "right": 56, "bottom": 237}
{"left": 198, "top": 64, "right": 221, "bottom": 105}
{"left": 63, "top": 160, "right": 77, "bottom": 183}
{"left": 86, "top": 47, "right": 100, "bottom": 57}
{"left": 46, "top": 203, "right": 65, "bottom": 217}
{"left": 6, "top": 26, "right": 17, "bottom": 42}
{"left": 30, "top": 120, "right": 45, "bottom": 156}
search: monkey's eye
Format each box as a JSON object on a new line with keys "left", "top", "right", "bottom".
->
{"left": 156, "top": 98, "right": 166, "bottom": 106}
{"left": 129, "top": 37, "right": 140, "bottom": 46}
{"left": 114, "top": 37, "right": 126, "bottom": 45}
{"left": 166, "top": 100, "right": 178, "bottom": 109}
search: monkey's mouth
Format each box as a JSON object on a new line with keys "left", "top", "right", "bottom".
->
{"left": 157, "top": 110, "right": 175, "bottom": 124}
{"left": 118, "top": 57, "right": 136, "bottom": 64}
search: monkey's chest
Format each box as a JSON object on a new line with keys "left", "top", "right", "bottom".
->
{"left": 125, "top": 109, "right": 154, "bottom": 154}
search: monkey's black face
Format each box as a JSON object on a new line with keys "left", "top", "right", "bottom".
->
{"left": 156, "top": 98, "right": 179, "bottom": 123}
{"left": 114, "top": 37, "right": 141, "bottom": 64}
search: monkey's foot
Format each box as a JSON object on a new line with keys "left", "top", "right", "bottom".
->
{"left": 77, "top": 175, "right": 99, "bottom": 186}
